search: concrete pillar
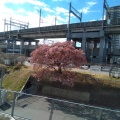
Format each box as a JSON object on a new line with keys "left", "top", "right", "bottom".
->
{"left": 74, "top": 41, "right": 76, "bottom": 47}
{"left": 6, "top": 40, "right": 9, "bottom": 53}
{"left": 99, "top": 37, "right": 105, "bottom": 63}
{"left": 28, "top": 41, "right": 31, "bottom": 45}
{"left": 82, "top": 37, "right": 86, "bottom": 52}
{"left": 20, "top": 40, "right": 24, "bottom": 54}
{"left": 104, "top": 38, "right": 108, "bottom": 63}
{"left": 66, "top": 32, "right": 71, "bottom": 41}
{"left": 13, "top": 40, "right": 16, "bottom": 54}
{"left": 36, "top": 41, "right": 39, "bottom": 46}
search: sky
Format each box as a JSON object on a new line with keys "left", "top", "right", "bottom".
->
{"left": 0, "top": 0, "right": 120, "bottom": 44}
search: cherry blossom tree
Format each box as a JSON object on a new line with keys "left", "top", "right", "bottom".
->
{"left": 30, "top": 41, "right": 87, "bottom": 86}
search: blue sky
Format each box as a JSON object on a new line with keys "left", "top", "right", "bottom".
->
{"left": 0, "top": 0, "right": 120, "bottom": 44}
{"left": 0, "top": 0, "right": 120, "bottom": 33}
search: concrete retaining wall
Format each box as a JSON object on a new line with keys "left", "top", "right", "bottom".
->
{"left": 41, "top": 85, "right": 120, "bottom": 109}
{"left": 42, "top": 86, "right": 90, "bottom": 102}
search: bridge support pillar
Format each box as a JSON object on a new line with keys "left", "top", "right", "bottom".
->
{"left": 66, "top": 32, "right": 71, "bottom": 41}
{"left": 36, "top": 41, "right": 39, "bottom": 46}
{"left": 28, "top": 41, "right": 31, "bottom": 45}
{"left": 20, "top": 40, "right": 24, "bottom": 54}
{"left": 6, "top": 40, "right": 9, "bottom": 53}
{"left": 82, "top": 37, "right": 86, "bottom": 52}
{"left": 13, "top": 40, "right": 16, "bottom": 54}
{"left": 99, "top": 37, "right": 105, "bottom": 63}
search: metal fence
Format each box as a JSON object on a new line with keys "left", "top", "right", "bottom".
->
{"left": 0, "top": 89, "right": 120, "bottom": 120}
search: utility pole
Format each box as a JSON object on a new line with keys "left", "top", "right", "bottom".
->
{"left": 102, "top": 0, "right": 109, "bottom": 29}
{"left": 67, "top": 2, "right": 71, "bottom": 41}
{"left": 4, "top": 19, "right": 6, "bottom": 33}
{"left": 102, "top": 0, "right": 105, "bottom": 29}
{"left": 10, "top": 17, "right": 12, "bottom": 31}
{"left": 67, "top": 2, "right": 82, "bottom": 41}
{"left": 39, "top": 9, "right": 41, "bottom": 32}
{"left": 55, "top": 16, "right": 57, "bottom": 25}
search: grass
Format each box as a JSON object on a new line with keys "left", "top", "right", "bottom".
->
{"left": 39, "top": 67, "right": 120, "bottom": 89}
{"left": 71, "top": 68, "right": 120, "bottom": 88}
{"left": 2, "top": 65, "right": 32, "bottom": 92}
{"left": 1, "top": 64, "right": 120, "bottom": 93}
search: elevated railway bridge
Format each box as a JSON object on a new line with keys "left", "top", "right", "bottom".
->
{"left": 1, "top": 20, "right": 120, "bottom": 39}
{"left": 0, "top": 19, "right": 120, "bottom": 63}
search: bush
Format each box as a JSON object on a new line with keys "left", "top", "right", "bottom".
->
{"left": 13, "top": 64, "right": 22, "bottom": 72}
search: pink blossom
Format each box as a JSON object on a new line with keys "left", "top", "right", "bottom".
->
{"left": 31, "top": 41, "right": 87, "bottom": 86}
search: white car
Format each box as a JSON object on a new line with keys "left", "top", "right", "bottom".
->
{"left": 80, "top": 65, "right": 89, "bottom": 70}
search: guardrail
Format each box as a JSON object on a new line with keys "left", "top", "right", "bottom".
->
{"left": 0, "top": 89, "right": 119, "bottom": 120}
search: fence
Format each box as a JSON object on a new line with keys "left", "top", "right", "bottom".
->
{"left": 0, "top": 89, "right": 120, "bottom": 120}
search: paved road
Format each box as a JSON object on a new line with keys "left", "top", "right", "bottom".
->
{"left": 1, "top": 95, "right": 87, "bottom": 120}
{"left": 0, "top": 94, "right": 119, "bottom": 120}
{"left": 72, "top": 68, "right": 109, "bottom": 76}
{"left": 24, "top": 61, "right": 110, "bottom": 76}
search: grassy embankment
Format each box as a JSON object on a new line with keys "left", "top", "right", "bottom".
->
{"left": 2, "top": 65, "right": 33, "bottom": 92}
{"left": 1, "top": 65, "right": 120, "bottom": 92}
{"left": 71, "top": 68, "right": 120, "bottom": 88}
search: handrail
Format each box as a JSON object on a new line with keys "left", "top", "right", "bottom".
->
{"left": 0, "top": 88, "right": 120, "bottom": 113}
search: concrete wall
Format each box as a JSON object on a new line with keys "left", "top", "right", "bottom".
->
{"left": 41, "top": 85, "right": 120, "bottom": 109}
{"left": 42, "top": 86, "right": 90, "bottom": 102}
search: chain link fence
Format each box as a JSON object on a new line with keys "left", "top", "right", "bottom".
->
{"left": 0, "top": 89, "right": 120, "bottom": 120}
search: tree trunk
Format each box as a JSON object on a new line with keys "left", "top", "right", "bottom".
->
{"left": 58, "top": 66, "right": 62, "bottom": 74}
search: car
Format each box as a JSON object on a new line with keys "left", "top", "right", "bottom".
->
{"left": 80, "top": 65, "right": 89, "bottom": 70}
